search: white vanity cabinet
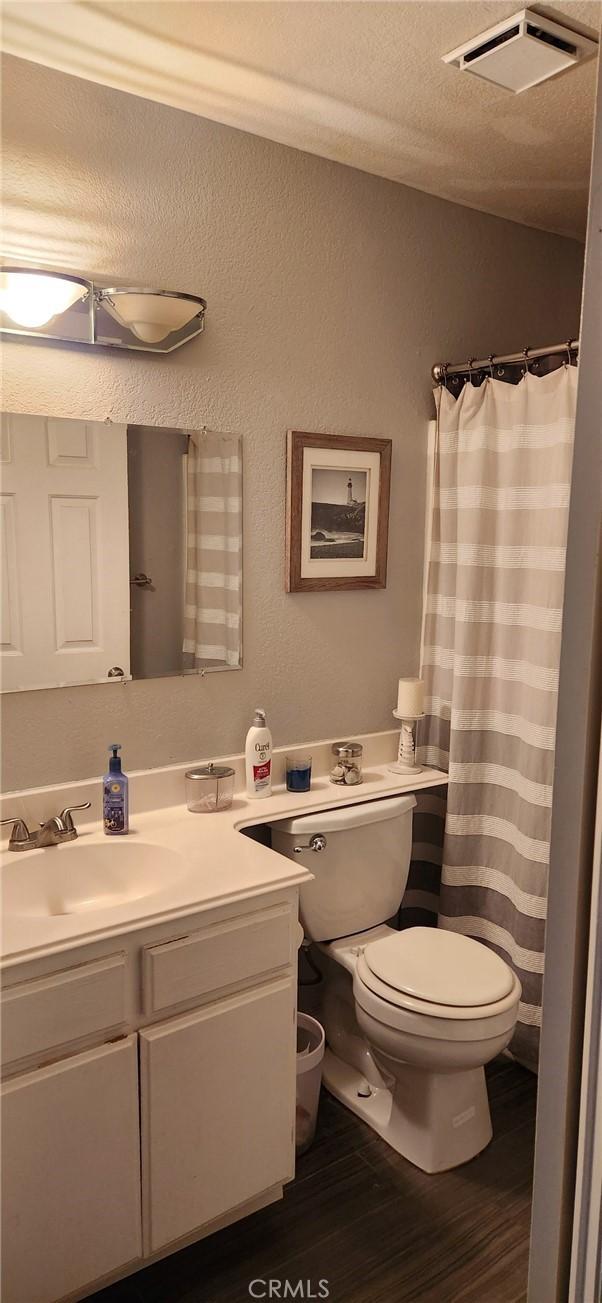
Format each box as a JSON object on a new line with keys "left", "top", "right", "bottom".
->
{"left": 0, "top": 889, "right": 299, "bottom": 1303}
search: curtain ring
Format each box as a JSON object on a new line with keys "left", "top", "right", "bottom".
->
{"left": 488, "top": 354, "right": 495, "bottom": 380}
{"left": 522, "top": 347, "right": 530, "bottom": 377}
{"left": 566, "top": 339, "right": 573, "bottom": 367}
{"left": 467, "top": 357, "right": 475, "bottom": 385}
{"left": 441, "top": 362, "right": 449, "bottom": 390}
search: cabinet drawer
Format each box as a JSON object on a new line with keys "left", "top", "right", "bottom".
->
{"left": 142, "top": 904, "right": 293, "bottom": 1015}
{"left": 1, "top": 953, "right": 127, "bottom": 1067}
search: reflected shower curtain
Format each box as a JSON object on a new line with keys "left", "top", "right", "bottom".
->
{"left": 182, "top": 431, "right": 242, "bottom": 669}
{"left": 418, "top": 367, "right": 577, "bottom": 1071}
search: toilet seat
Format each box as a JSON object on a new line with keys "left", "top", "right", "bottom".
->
{"left": 361, "top": 926, "right": 514, "bottom": 1013}
{"left": 354, "top": 961, "right": 521, "bottom": 1038}
{"left": 354, "top": 926, "right": 521, "bottom": 1034}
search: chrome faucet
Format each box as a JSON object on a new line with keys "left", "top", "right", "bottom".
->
{"left": 1, "top": 803, "right": 92, "bottom": 851}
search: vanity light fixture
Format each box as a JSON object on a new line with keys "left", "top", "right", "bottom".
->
{"left": 0, "top": 267, "right": 90, "bottom": 329}
{"left": 97, "top": 287, "right": 206, "bottom": 344}
{"left": 0, "top": 264, "right": 207, "bottom": 354}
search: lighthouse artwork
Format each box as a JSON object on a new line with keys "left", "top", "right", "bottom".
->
{"left": 310, "top": 467, "right": 367, "bottom": 559}
{"left": 285, "top": 430, "right": 392, "bottom": 592}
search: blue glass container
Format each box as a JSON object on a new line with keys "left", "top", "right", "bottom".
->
{"left": 286, "top": 755, "right": 312, "bottom": 793}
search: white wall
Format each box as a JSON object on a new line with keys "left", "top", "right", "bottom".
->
{"left": 1, "top": 54, "right": 585, "bottom": 791}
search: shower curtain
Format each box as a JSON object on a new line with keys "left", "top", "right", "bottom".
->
{"left": 182, "top": 430, "right": 242, "bottom": 669}
{"left": 418, "top": 366, "right": 577, "bottom": 1071}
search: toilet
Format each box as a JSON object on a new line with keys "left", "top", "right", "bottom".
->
{"left": 272, "top": 794, "right": 521, "bottom": 1172}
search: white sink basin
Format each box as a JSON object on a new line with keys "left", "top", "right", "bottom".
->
{"left": 2, "top": 840, "right": 187, "bottom": 918}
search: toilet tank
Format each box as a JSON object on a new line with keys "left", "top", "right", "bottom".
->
{"left": 271, "top": 794, "right": 416, "bottom": 942}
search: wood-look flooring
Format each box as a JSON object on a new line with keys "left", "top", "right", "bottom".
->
{"left": 93, "top": 1058, "right": 537, "bottom": 1303}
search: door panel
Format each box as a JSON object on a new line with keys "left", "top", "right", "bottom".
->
{"left": 0, "top": 493, "right": 22, "bottom": 654}
{"left": 140, "top": 978, "right": 296, "bottom": 1253}
{"left": 50, "top": 495, "right": 99, "bottom": 647}
{"left": 47, "top": 418, "right": 96, "bottom": 466}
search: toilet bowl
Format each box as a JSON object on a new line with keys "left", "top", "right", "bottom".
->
{"left": 271, "top": 795, "right": 521, "bottom": 1172}
{"left": 351, "top": 925, "right": 520, "bottom": 1170}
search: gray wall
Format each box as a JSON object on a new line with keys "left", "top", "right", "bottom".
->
{"left": 1, "top": 54, "right": 585, "bottom": 791}
{"left": 127, "top": 426, "right": 187, "bottom": 681}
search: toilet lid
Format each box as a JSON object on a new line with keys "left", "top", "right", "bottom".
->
{"left": 362, "top": 927, "right": 514, "bottom": 1007}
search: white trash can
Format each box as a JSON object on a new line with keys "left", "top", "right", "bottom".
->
{"left": 296, "top": 1012, "right": 325, "bottom": 1154}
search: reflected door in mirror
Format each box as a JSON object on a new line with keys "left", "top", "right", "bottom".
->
{"left": 0, "top": 414, "right": 130, "bottom": 692}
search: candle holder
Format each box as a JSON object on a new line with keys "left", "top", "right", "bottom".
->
{"left": 388, "top": 710, "right": 425, "bottom": 775}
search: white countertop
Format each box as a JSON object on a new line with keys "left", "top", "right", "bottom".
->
{"left": 1, "top": 762, "right": 446, "bottom": 967}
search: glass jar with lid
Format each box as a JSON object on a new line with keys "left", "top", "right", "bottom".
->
{"left": 185, "top": 763, "right": 235, "bottom": 812}
{"left": 329, "top": 742, "right": 363, "bottom": 786}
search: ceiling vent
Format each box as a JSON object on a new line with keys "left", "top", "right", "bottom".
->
{"left": 442, "top": 8, "right": 598, "bottom": 93}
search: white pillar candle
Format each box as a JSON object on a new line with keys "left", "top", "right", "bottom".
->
{"left": 396, "top": 677, "right": 425, "bottom": 717}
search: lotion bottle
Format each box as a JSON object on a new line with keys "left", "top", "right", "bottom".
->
{"left": 245, "top": 708, "right": 273, "bottom": 798}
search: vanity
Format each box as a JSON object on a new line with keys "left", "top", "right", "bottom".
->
{"left": 2, "top": 893, "right": 300, "bottom": 1303}
{"left": 0, "top": 746, "right": 445, "bottom": 1303}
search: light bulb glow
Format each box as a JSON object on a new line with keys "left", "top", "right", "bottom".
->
{"left": 0, "top": 271, "right": 88, "bottom": 328}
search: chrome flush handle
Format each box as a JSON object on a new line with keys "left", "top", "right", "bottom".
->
{"left": 293, "top": 834, "right": 327, "bottom": 854}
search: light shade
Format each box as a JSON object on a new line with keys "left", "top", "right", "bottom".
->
{"left": 0, "top": 268, "right": 89, "bottom": 328}
{"left": 98, "top": 288, "right": 205, "bottom": 343}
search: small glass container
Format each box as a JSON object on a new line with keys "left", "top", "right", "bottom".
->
{"left": 286, "top": 755, "right": 312, "bottom": 793}
{"left": 330, "top": 741, "right": 363, "bottom": 786}
{"left": 185, "top": 763, "right": 235, "bottom": 813}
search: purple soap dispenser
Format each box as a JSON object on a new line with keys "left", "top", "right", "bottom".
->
{"left": 103, "top": 744, "right": 129, "bottom": 835}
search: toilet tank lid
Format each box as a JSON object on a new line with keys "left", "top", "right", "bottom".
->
{"left": 270, "top": 793, "right": 416, "bottom": 836}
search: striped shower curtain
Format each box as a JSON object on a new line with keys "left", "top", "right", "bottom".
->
{"left": 182, "top": 431, "right": 242, "bottom": 669}
{"left": 418, "top": 366, "right": 577, "bottom": 1071}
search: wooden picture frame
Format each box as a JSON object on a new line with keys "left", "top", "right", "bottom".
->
{"left": 286, "top": 430, "right": 392, "bottom": 592}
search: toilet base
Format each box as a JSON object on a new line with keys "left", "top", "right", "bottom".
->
{"left": 322, "top": 1046, "right": 493, "bottom": 1172}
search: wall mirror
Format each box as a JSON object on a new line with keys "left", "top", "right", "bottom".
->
{"left": 0, "top": 412, "right": 242, "bottom": 692}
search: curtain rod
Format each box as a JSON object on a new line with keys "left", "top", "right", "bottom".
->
{"left": 432, "top": 338, "right": 579, "bottom": 384}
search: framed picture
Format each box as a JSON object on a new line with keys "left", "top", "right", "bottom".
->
{"left": 286, "top": 430, "right": 392, "bottom": 592}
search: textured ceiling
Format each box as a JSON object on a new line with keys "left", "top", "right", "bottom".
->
{"left": 2, "top": 0, "right": 600, "bottom": 237}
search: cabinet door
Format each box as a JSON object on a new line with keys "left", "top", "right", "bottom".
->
{"left": 1, "top": 1036, "right": 141, "bottom": 1303}
{"left": 140, "top": 977, "right": 296, "bottom": 1253}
